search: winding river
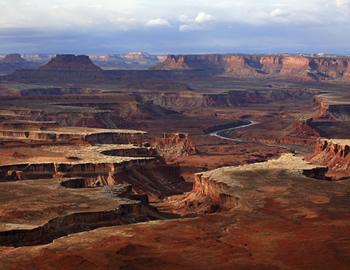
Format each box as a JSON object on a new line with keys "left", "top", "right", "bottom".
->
{"left": 209, "top": 120, "right": 259, "bottom": 142}
{"left": 209, "top": 120, "right": 310, "bottom": 153}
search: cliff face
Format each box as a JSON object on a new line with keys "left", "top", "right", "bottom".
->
{"left": 310, "top": 58, "right": 350, "bottom": 79}
{"left": 314, "top": 96, "right": 350, "bottom": 120}
{"left": 139, "top": 88, "right": 318, "bottom": 111}
{"left": 223, "top": 55, "right": 259, "bottom": 77}
{"left": 260, "top": 55, "right": 283, "bottom": 73}
{"left": 309, "top": 139, "right": 350, "bottom": 180}
{"left": 280, "top": 56, "right": 310, "bottom": 75}
{"left": 157, "top": 54, "right": 350, "bottom": 81}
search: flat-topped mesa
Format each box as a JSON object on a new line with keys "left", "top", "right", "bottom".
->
{"left": 309, "top": 139, "right": 350, "bottom": 180}
{"left": 0, "top": 54, "right": 39, "bottom": 75}
{"left": 1, "top": 54, "right": 27, "bottom": 64}
{"left": 185, "top": 154, "right": 325, "bottom": 212}
{"left": 156, "top": 54, "right": 350, "bottom": 81}
{"left": 0, "top": 143, "right": 185, "bottom": 199}
{"left": 40, "top": 54, "right": 102, "bottom": 72}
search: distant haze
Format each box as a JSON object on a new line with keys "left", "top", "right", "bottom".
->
{"left": 0, "top": 0, "right": 350, "bottom": 54}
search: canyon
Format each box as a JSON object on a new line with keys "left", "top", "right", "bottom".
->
{"left": 0, "top": 53, "right": 350, "bottom": 269}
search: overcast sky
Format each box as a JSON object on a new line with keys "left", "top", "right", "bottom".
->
{"left": 0, "top": 0, "right": 350, "bottom": 54}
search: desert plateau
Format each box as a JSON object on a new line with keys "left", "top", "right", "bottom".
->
{"left": 1, "top": 1, "right": 350, "bottom": 269}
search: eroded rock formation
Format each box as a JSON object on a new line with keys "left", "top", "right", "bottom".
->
{"left": 314, "top": 95, "right": 350, "bottom": 120}
{"left": 180, "top": 154, "right": 331, "bottom": 212}
{"left": 153, "top": 133, "right": 198, "bottom": 159}
{"left": 309, "top": 139, "right": 350, "bottom": 180}
{"left": 40, "top": 54, "right": 102, "bottom": 72}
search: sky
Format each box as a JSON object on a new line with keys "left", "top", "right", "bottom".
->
{"left": 0, "top": 0, "right": 350, "bottom": 54}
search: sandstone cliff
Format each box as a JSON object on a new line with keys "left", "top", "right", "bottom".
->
{"left": 314, "top": 96, "right": 350, "bottom": 120}
{"left": 157, "top": 54, "right": 350, "bottom": 81}
{"left": 309, "top": 139, "right": 350, "bottom": 180}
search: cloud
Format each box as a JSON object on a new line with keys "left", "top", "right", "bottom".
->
{"left": 336, "top": 0, "right": 350, "bottom": 7}
{"left": 194, "top": 12, "right": 214, "bottom": 23}
{"left": 178, "top": 14, "right": 190, "bottom": 23}
{"left": 179, "top": 24, "right": 192, "bottom": 32}
{"left": 270, "top": 8, "right": 289, "bottom": 18}
{"left": 0, "top": 0, "right": 349, "bottom": 54}
{"left": 145, "top": 18, "right": 170, "bottom": 27}
{"left": 336, "top": 0, "right": 350, "bottom": 11}
{"left": 179, "top": 12, "right": 215, "bottom": 32}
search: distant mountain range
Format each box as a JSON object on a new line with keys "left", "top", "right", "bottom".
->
{"left": 0, "top": 54, "right": 41, "bottom": 75}
{"left": 2, "top": 52, "right": 350, "bottom": 82}
{"left": 90, "top": 52, "right": 165, "bottom": 70}
{"left": 0, "top": 52, "right": 165, "bottom": 74}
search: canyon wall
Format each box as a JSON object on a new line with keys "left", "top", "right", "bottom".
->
{"left": 309, "top": 139, "right": 350, "bottom": 180}
{"left": 157, "top": 54, "right": 350, "bottom": 81}
{"left": 0, "top": 202, "right": 158, "bottom": 247}
{"left": 138, "top": 89, "right": 318, "bottom": 111}
{"left": 314, "top": 96, "right": 350, "bottom": 120}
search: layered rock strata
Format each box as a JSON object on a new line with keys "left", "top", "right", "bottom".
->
{"left": 157, "top": 54, "right": 350, "bottom": 81}
{"left": 185, "top": 154, "right": 326, "bottom": 211}
{"left": 309, "top": 139, "right": 350, "bottom": 180}
{"left": 138, "top": 89, "right": 318, "bottom": 111}
{"left": 314, "top": 95, "right": 350, "bottom": 120}
{"left": 0, "top": 126, "right": 145, "bottom": 144}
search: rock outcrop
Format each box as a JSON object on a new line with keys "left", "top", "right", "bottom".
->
{"left": 153, "top": 133, "right": 198, "bottom": 159}
{"left": 183, "top": 154, "right": 329, "bottom": 212}
{"left": 314, "top": 96, "right": 350, "bottom": 120}
{"left": 309, "top": 139, "right": 350, "bottom": 180}
{"left": 287, "top": 119, "right": 320, "bottom": 139}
